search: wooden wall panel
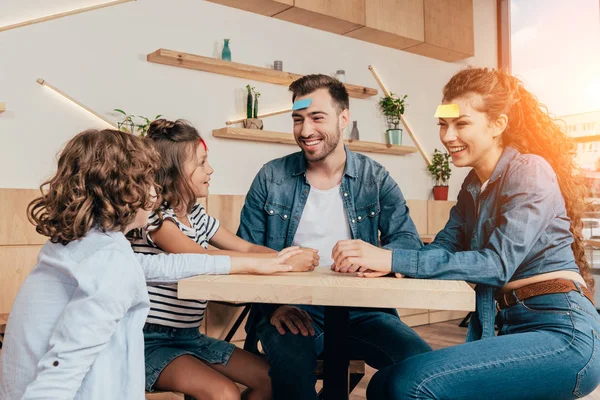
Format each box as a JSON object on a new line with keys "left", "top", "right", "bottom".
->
{"left": 0, "top": 189, "right": 46, "bottom": 246}
{"left": 406, "top": 199, "right": 427, "bottom": 235}
{"left": 206, "top": 194, "right": 246, "bottom": 233}
{"left": 427, "top": 200, "right": 456, "bottom": 235}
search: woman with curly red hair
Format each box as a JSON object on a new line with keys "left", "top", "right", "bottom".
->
{"left": 331, "top": 68, "right": 600, "bottom": 399}
{"left": 0, "top": 129, "right": 298, "bottom": 400}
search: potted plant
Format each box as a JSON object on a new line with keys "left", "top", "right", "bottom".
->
{"left": 114, "top": 109, "right": 162, "bottom": 136}
{"left": 378, "top": 92, "right": 407, "bottom": 145}
{"left": 242, "top": 85, "right": 263, "bottom": 130}
{"left": 427, "top": 149, "right": 452, "bottom": 201}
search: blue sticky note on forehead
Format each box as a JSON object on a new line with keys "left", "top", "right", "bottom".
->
{"left": 292, "top": 98, "right": 312, "bottom": 110}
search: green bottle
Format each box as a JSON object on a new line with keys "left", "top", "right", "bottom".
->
{"left": 222, "top": 39, "right": 231, "bottom": 61}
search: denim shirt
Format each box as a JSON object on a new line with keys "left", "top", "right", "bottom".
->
{"left": 390, "top": 146, "right": 579, "bottom": 341}
{"left": 237, "top": 146, "right": 422, "bottom": 340}
{"left": 0, "top": 229, "right": 230, "bottom": 400}
{"left": 238, "top": 145, "right": 422, "bottom": 254}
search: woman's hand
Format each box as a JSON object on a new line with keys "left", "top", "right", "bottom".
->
{"left": 282, "top": 247, "right": 319, "bottom": 272}
{"left": 330, "top": 240, "right": 393, "bottom": 273}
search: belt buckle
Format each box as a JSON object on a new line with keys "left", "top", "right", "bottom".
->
{"left": 496, "top": 300, "right": 502, "bottom": 312}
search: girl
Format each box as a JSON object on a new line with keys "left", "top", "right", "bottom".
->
{"left": 133, "top": 119, "right": 319, "bottom": 400}
{"left": 332, "top": 68, "right": 600, "bottom": 399}
{"left": 0, "top": 129, "right": 296, "bottom": 400}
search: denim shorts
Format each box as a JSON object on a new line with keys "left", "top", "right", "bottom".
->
{"left": 144, "top": 323, "right": 236, "bottom": 392}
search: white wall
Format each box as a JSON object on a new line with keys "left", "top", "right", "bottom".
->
{"left": 0, "top": 0, "right": 497, "bottom": 200}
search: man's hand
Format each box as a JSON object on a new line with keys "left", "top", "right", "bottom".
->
{"left": 330, "top": 239, "right": 393, "bottom": 273}
{"left": 270, "top": 305, "right": 316, "bottom": 336}
{"left": 286, "top": 248, "right": 319, "bottom": 272}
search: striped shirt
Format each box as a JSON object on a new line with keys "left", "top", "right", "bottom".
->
{"left": 131, "top": 203, "right": 220, "bottom": 328}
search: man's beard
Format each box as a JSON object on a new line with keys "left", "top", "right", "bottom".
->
{"left": 302, "top": 123, "right": 341, "bottom": 163}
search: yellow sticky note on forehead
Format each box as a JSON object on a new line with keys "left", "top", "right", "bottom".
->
{"left": 434, "top": 104, "right": 460, "bottom": 118}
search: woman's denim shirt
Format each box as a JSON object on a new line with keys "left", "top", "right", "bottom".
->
{"left": 391, "top": 146, "right": 579, "bottom": 340}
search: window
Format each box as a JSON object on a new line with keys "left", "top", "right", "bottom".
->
{"left": 499, "top": 0, "right": 600, "bottom": 204}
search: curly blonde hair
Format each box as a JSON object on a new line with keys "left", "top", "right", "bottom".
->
{"left": 442, "top": 67, "right": 593, "bottom": 291}
{"left": 28, "top": 129, "right": 161, "bottom": 245}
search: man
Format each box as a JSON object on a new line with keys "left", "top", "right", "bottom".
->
{"left": 237, "top": 74, "right": 431, "bottom": 399}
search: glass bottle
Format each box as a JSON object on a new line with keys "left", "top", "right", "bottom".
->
{"left": 221, "top": 39, "right": 231, "bottom": 61}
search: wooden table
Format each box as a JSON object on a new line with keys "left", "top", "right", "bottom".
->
{"left": 178, "top": 268, "right": 475, "bottom": 399}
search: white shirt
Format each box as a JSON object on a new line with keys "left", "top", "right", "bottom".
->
{"left": 292, "top": 184, "right": 352, "bottom": 267}
{"left": 0, "top": 228, "right": 230, "bottom": 400}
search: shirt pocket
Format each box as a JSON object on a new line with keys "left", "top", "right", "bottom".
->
{"left": 355, "top": 203, "right": 380, "bottom": 242}
{"left": 264, "top": 202, "right": 292, "bottom": 244}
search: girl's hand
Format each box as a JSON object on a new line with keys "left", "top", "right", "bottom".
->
{"left": 330, "top": 240, "right": 393, "bottom": 273}
{"left": 249, "top": 247, "right": 303, "bottom": 274}
{"left": 282, "top": 247, "right": 319, "bottom": 272}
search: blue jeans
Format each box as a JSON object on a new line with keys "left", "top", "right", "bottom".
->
{"left": 253, "top": 305, "right": 432, "bottom": 400}
{"left": 368, "top": 289, "right": 600, "bottom": 399}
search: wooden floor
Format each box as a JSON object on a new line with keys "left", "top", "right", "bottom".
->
{"left": 148, "top": 318, "right": 600, "bottom": 399}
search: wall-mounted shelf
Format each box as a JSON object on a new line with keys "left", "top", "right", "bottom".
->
{"left": 212, "top": 127, "right": 417, "bottom": 156}
{"left": 147, "top": 49, "right": 378, "bottom": 99}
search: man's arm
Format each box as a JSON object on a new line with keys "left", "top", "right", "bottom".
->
{"left": 237, "top": 166, "right": 269, "bottom": 247}
{"left": 237, "top": 166, "right": 313, "bottom": 336}
{"left": 378, "top": 171, "right": 423, "bottom": 250}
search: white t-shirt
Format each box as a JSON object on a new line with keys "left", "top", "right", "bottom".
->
{"left": 292, "top": 184, "right": 352, "bottom": 267}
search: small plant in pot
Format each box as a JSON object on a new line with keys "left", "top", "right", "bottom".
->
{"left": 378, "top": 92, "right": 407, "bottom": 145}
{"left": 427, "top": 149, "right": 452, "bottom": 201}
{"left": 242, "top": 85, "right": 263, "bottom": 130}
{"left": 114, "top": 109, "right": 162, "bottom": 136}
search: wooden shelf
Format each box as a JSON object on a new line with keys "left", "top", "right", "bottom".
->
{"left": 212, "top": 127, "right": 418, "bottom": 156}
{"left": 147, "top": 49, "right": 378, "bottom": 99}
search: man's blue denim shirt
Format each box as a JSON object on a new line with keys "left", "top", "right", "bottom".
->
{"left": 391, "top": 146, "right": 579, "bottom": 340}
{"left": 237, "top": 145, "right": 422, "bottom": 253}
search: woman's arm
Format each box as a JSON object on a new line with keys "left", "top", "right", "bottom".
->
{"left": 333, "top": 157, "right": 561, "bottom": 286}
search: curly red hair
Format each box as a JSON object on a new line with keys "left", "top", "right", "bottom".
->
{"left": 28, "top": 129, "right": 161, "bottom": 244}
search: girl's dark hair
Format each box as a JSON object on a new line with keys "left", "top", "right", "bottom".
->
{"left": 443, "top": 67, "right": 593, "bottom": 291}
{"left": 146, "top": 119, "right": 205, "bottom": 214}
{"left": 28, "top": 129, "right": 161, "bottom": 244}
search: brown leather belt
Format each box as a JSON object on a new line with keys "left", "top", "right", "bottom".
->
{"left": 495, "top": 278, "right": 594, "bottom": 311}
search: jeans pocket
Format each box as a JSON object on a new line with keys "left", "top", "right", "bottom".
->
{"left": 519, "top": 293, "right": 571, "bottom": 314}
{"left": 574, "top": 330, "right": 600, "bottom": 398}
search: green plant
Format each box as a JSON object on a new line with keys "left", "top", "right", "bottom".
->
{"left": 427, "top": 149, "right": 452, "bottom": 186}
{"left": 378, "top": 92, "right": 407, "bottom": 130}
{"left": 252, "top": 87, "right": 260, "bottom": 118}
{"left": 114, "top": 109, "right": 162, "bottom": 137}
{"left": 245, "top": 85, "right": 254, "bottom": 119}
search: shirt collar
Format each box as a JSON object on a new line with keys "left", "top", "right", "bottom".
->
{"left": 291, "top": 144, "right": 358, "bottom": 179}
